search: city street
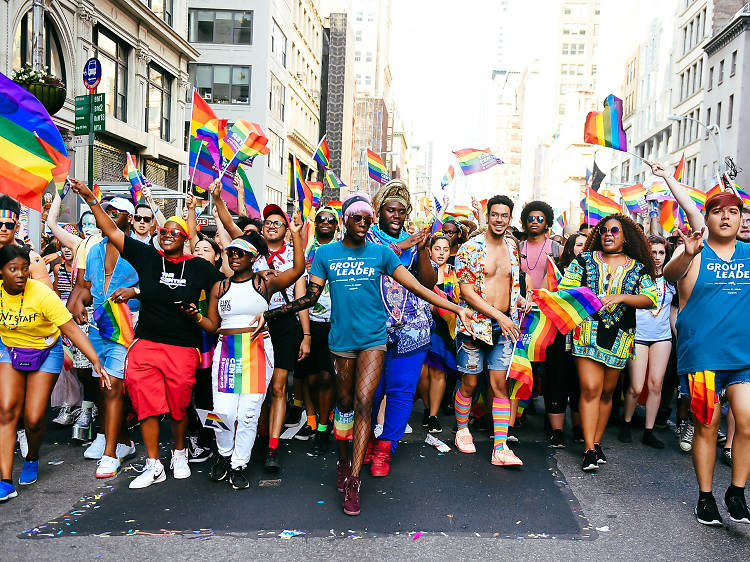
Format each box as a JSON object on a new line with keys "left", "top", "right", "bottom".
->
{"left": 2, "top": 409, "right": 748, "bottom": 560}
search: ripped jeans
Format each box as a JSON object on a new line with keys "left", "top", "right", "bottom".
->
{"left": 455, "top": 333, "right": 513, "bottom": 374}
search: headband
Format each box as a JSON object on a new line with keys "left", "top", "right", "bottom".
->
{"left": 0, "top": 210, "right": 18, "bottom": 221}
{"left": 342, "top": 195, "right": 370, "bottom": 216}
{"left": 225, "top": 238, "right": 259, "bottom": 259}
{"left": 165, "top": 216, "right": 190, "bottom": 237}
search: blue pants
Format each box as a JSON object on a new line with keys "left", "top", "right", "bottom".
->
{"left": 372, "top": 347, "right": 429, "bottom": 453}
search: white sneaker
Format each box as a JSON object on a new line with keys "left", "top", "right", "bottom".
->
{"left": 374, "top": 424, "right": 383, "bottom": 438}
{"left": 83, "top": 433, "right": 106, "bottom": 459}
{"left": 170, "top": 449, "right": 191, "bottom": 479}
{"left": 16, "top": 430, "right": 28, "bottom": 458}
{"left": 404, "top": 423, "right": 413, "bottom": 434}
{"left": 129, "top": 458, "right": 166, "bottom": 489}
{"left": 96, "top": 455, "right": 121, "bottom": 478}
{"left": 116, "top": 441, "right": 137, "bottom": 462}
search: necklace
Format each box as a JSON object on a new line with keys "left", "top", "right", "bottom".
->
{"left": 596, "top": 251, "right": 632, "bottom": 295}
{"left": 161, "top": 256, "right": 186, "bottom": 290}
{"left": 650, "top": 276, "right": 668, "bottom": 317}
{"left": 523, "top": 238, "right": 549, "bottom": 271}
{"left": 0, "top": 285, "right": 25, "bottom": 331}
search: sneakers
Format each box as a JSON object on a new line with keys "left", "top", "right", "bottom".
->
{"left": 679, "top": 420, "right": 695, "bottom": 452}
{"left": 421, "top": 409, "right": 430, "bottom": 428}
{"left": 373, "top": 424, "right": 383, "bottom": 438}
{"left": 229, "top": 467, "right": 250, "bottom": 490}
{"left": 96, "top": 455, "right": 121, "bottom": 478}
{"left": 725, "top": 491, "right": 750, "bottom": 524}
{"left": 16, "top": 429, "right": 28, "bottom": 458}
{"left": 311, "top": 430, "right": 330, "bottom": 456}
{"left": 370, "top": 440, "right": 391, "bottom": 477}
{"left": 363, "top": 439, "right": 375, "bottom": 465}
{"left": 336, "top": 458, "right": 351, "bottom": 493}
{"left": 506, "top": 429, "right": 519, "bottom": 444}
{"left": 284, "top": 405, "right": 303, "bottom": 428}
{"left": 343, "top": 475, "right": 361, "bottom": 516}
{"left": 52, "top": 405, "right": 76, "bottom": 426}
{"left": 581, "top": 449, "right": 598, "bottom": 472}
{"left": 0, "top": 481, "right": 17, "bottom": 502}
{"left": 116, "top": 441, "right": 137, "bottom": 462}
{"left": 19, "top": 460, "right": 38, "bottom": 485}
{"left": 695, "top": 494, "right": 723, "bottom": 526}
{"left": 491, "top": 447, "right": 523, "bottom": 467}
{"left": 209, "top": 454, "right": 231, "bottom": 482}
{"left": 170, "top": 449, "right": 191, "bottom": 479}
{"left": 264, "top": 449, "right": 281, "bottom": 474}
{"left": 717, "top": 429, "right": 727, "bottom": 446}
{"left": 618, "top": 421, "right": 632, "bottom": 443}
{"left": 83, "top": 433, "right": 106, "bottom": 460}
{"left": 674, "top": 419, "right": 686, "bottom": 437}
{"left": 188, "top": 436, "right": 211, "bottom": 463}
{"left": 129, "top": 458, "right": 166, "bottom": 489}
{"left": 722, "top": 448, "right": 733, "bottom": 467}
{"left": 427, "top": 416, "right": 443, "bottom": 434}
{"left": 549, "top": 429, "right": 565, "bottom": 448}
{"left": 594, "top": 443, "right": 607, "bottom": 464}
{"left": 72, "top": 405, "right": 93, "bottom": 441}
{"left": 455, "top": 428, "right": 476, "bottom": 453}
{"left": 294, "top": 424, "right": 315, "bottom": 441}
{"left": 642, "top": 429, "right": 665, "bottom": 449}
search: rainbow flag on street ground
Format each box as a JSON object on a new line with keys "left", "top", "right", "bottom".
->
{"left": 441, "top": 165, "right": 455, "bottom": 188}
{"left": 452, "top": 148, "right": 503, "bottom": 175}
{"left": 313, "top": 135, "right": 330, "bottom": 168}
{"left": 93, "top": 298, "right": 135, "bottom": 348}
{"left": 581, "top": 188, "right": 621, "bottom": 224}
{"left": 620, "top": 184, "right": 648, "bottom": 214}
{"left": 583, "top": 94, "right": 628, "bottom": 152}
{"left": 367, "top": 149, "right": 390, "bottom": 184}
{"left": 530, "top": 287, "right": 603, "bottom": 334}
{"left": 217, "top": 333, "right": 267, "bottom": 394}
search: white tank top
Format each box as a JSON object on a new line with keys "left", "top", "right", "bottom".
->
{"left": 218, "top": 278, "right": 268, "bottom": 330}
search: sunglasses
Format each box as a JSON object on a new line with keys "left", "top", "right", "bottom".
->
{"left": 526, "top": 216, "right": 545, "bottom": 224}
{"left": 316, "top": 216, "right": 337, "bottom": 224}
{"left": 601, "top": 226, "right": 621, "bottom": 236}
{"left": 159, "top": 227, "right": 186, "bottom": 238}
{"left": 264, "top": 219, "right": 286, "bottom": 228}
{"left": 0, "top": 221, "right": 16, "bottom": 230}
{"left": 133, "top": 215, "right": 153, "bottom": 223}
{"left": 226, "top": 248, "right": 258, "bottom": 260}
{"left": 350, "top": 214, "right": 372, "bottom": 225}
{"left": 106, "top": 208, "right": 125, "bottom": 218}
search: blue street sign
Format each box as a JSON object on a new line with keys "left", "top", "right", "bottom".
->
{"left": 83, "top": 58, "right": 101, "bottom": 91}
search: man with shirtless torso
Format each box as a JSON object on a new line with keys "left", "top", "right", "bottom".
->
{"left": 649, "top": 161, "right": 750, "bottom": 527}
{"left": 453, "top": 195, "right": 528, "bottom": 467}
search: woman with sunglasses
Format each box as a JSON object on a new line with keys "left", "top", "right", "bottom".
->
{"left": 68, "top": 179, "right": 225, "bottom": 490}
{"left": 558, "top": 214, "right": 657, "bottom": 472}
{"left": 264, "top": 192, "right": 475, "bottom": 516}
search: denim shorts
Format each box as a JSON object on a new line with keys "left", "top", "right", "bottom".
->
{"left": 89, "top": 325, "right": 129, "bottom": 379}
{"left": 687, "top": 368, "right": 750, "bottom": 398}
{"left": 0, "top": 337, "right": 64, "bottom": 373}
{"left": 455, "top": 333, "right": 513, "bottom": 374}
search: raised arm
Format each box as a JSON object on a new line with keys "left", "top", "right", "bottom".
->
{"left": 47, "top": 191, "right": 84, "bottom": 251}
{"left": 142, "top": 184, "right": 166, "bottom": 227}
{"left": 185, "top": 193, "right": 200, "bottom": 251}
{"left": 645, "top": 161, "right": 705, "bottom": 232}
{"left": 68, "top": 179, "right": 125, "bottom": 254}
{"left": 664, "top": 228, "right": 704, "bottom": 284}
{"left": 264, "top": 276, "right": 325, "bottom": 321}
{"left": 210, "top": 179, "right": 243, "bottom": 238}
{"left": 267, "top": 211, "right": 305, "bottom": 293}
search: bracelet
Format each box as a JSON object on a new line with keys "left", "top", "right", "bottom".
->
{"left": 303, "top": 333, "right": 311, "bottom": 336}
{"left": 389, "top": 242, "right": 402, "bottom": 257}
{"left": 195, "top": 313, "right": 203, "bottom": 323}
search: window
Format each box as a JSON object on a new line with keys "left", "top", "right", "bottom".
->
{"left": 716, "top": 102, "right": 722, "bottom": 129}
{"left": 269, "top": 74, "right": 285, "bottom": 120}
{"left": 188, "top": 10, "right": 253, "bottom": 44}
{"left": 560, "top": 64, "right": 568, "bottom": 75}
{"left": 708, "top": 66, "right": 713, "bottom": 89}
{"left": 267, "top": 130, "right": 284, "bottom": 174}
{"left": 731, "top": 50, "right": 737, "bottom": 75}
{"left": 271, "top": 21, "right": 287, "bottom": 67}
{"left": 728, "top": 94, "right": 734, "bottom": 126}
{"left": 94, "top": 27, "right": 128, "bottom": 121}
{"left": 366, "top": 52, "right": 373, "bottom": 63}
{"left": 355, "top": 30, "right": 362, "bottom": 41}
{"left": 562, "top": 43, "right": 569, "bottom": 55}
{"left": 577, "top": 64, "right": 584, "bottom": 75}
{"left": 189, "top": 64, "right": 251, "bottom": 104}
{"left": 145, "top": 0, "right": 173, "bottom": 26}
{"left": 146, "top": 64, "right": 172, "bottom": 141}
{"left": 706, "top": 107, "right": 711, "bottom": 127}
{"left": 13, "top": 12, "right": 66, "bottom": 85}
{"left": 718, "top": 60, "right": 724, "bottom": 84}
{"left": 355, "top": 51, "right": 361, "bottom": 62}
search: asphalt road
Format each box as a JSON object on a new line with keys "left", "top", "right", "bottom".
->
{"left": 2, "top": 405, "right": 749, "bottom": 560}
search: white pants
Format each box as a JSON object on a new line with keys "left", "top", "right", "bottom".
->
{"left": 212, "top": 334, "right": 274, "bottom": 469}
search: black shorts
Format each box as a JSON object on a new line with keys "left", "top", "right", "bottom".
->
{"left": 266, "top": 313, "right": 302, "bottom": 372}
{"left": 634, "top": 338, "right": 672, "bottom": 347}
{"left": 295, "top": 321, "right": 334, "bottom": 378}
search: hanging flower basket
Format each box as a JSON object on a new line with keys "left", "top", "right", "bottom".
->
{"left": 11, "top": 64, "right": 67, "bottom": 116}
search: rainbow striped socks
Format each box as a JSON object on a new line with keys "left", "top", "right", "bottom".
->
{"left": 492, "top": 397, "right": 511, "bottom": 452}
{"left": 454, "top": 389, "right": 472, "bottom": 429}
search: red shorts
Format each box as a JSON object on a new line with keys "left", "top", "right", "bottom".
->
{"left": 125, "top": 339, "right": 199, "bottom": 421}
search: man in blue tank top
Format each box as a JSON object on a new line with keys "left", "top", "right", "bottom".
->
{"left": 648, "top": 161, "right": 750, "bottom": 528}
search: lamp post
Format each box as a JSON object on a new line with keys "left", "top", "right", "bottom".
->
{"left": 668, "top": 114, "right": 724, "bottom": 177}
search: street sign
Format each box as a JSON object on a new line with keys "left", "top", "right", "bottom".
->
{"left": 83, "top": 58, "right": 101, "bottom": 93}
{"left": 74, "top": 93, "right": 105, "bottom": 135}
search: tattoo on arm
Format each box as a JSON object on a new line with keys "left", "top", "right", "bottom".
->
{"left": 265, "top": 282, "right": 324, "bottom": 320}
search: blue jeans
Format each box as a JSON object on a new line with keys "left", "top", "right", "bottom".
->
{"left": 372, "top": 347, "right": 429, "bottom": 453}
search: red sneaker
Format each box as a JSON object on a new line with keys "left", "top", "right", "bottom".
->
{"left": 343, "top": 475, "right": 361, "bottom": 516}
{"left": 363, "top": 439, "right": 375, "bottom": 465}
{"left": 369, "top": 439, "right": 391, "bottom": 477}
{"left": 336, "top": 458, "right": 351, "bottom": 492}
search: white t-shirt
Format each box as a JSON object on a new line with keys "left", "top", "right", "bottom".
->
{"left": 635, "top": 276, "right": 676, "bottom": 341}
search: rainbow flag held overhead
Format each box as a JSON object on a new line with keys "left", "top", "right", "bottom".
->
{"left": 313, "top": 135, "right": 330, "bottom": 168}
{"left": 619, "top": 183, "right": 648, "bottom": 214}
{"left": 440, "top": 165, "right": 455, "bottom": 188}
{"left": 217, "top": 333, "right": 267, "bottom": 394}
{"left": 659, "top": 200, "right": 684, "bottom": 232}
{"left": 123, "top": 152, "right": 145, "bottom": 204}
{"left": 530, "top": 287, "right": 603, "bottom": 334}
{"left": 92, "top": 184, "right": 102, "bottom": 202}
{"left": 309, "top": 181, "right": 323, "bottom": 209}
{"left": 584, "top": 94, "right": 628, "bottom": 151}
{"left": 35, "top": 133, "right": 71, "bottom": 202}
{"left": 194, "top": 118, "right": 226, "bottom": 168}
{"left": 325, "top": 168, "right": 346, "bottom": 191}
{"left": 431, "top": 217, "right": 443, "bottom": 235}
{"left": 294, "top": 156, "right": 313, "bottom": 220}
{"left": 93, "top": 298, "right": 135, "bottom": 348}
{"left": 705, "top": 183, "right": 722, "bottom": 200}
{"left": 556, "top": 211, "right": 567, "bottom": 230}
{"left": 644, "top": 180, "right": 673, "bottom": 201}
{"left": 685, "top": 186, "right": 708, "bottom": 211}
{"left": 674, "top": 152, "right": 685, "bottom": 181}
{"left": 367, "top": 149, "right": 390, "bottom": 184}
{"left": 234, "top": 164, "right": 262, "bottom": 219}
{"left": 472, "top": 199, "right": 488, "bottom": 222}
{"left": 188, "top": 90, "right": 219, "bottom": 189}
{"left": 221, "top": 119, "right": 270, "bottom": 169}
{"left": 581, "top": 188, "right": 621, "bottom": 224}
{"left": 452, "top": 148, "right": 503, "bottom": 176}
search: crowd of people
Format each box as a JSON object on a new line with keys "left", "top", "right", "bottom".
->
{"left": 0, "top": 162, "right": 747, "bottom": 526}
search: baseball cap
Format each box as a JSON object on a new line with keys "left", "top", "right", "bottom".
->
{"left": 263, "top": 204, "right": 289, "bottom": 224}
{"left": 101, "top": 197, "right": 135, "bottom": 215}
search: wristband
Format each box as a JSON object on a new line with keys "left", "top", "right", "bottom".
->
{"left": 303, "top": 333, "right": 311, "bottom": 336}
{"left": 195, "top": 313, "right": 203, "bottom": 323}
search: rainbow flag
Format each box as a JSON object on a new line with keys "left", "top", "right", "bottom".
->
{"left": 581, "top": 188, "right": 621, "bottom": 224}
{"left": 688, "top": 370, "right": 718, "bottom": 425}
{"left": 431, "top": 217, "right": 443, "bottom": 235}
{"left": 583, "top": 94, "right": 627, "bottom": 151}
{"left": 309, "top": 181, "right": 323, "bottom": 209}
{"left": 659, "top": 200, "right": 684, "bottom": 232}
{"left": 674, "top": 152, "right": 685, "bottom": 181}
{"left": 546, "top": 256, "right": 562, "bottom": 291}
{"left": 234, "top": 164, "right": 261, "bottom": 219}
{"left": 194, "top": 118, "right": 227, "bottom": 170}
{"left": 313, "top": 135, "right": 330, "bottom": 168}
{"left": 444, "top": 210, "right": 469, "bottom": 220}
{"left": 325, "top": 169, "right": 346, "bottom": 191}
{"left": 367, "top": 149, "right": 390, "bottom": 184}
{"left": 35, "top": 133, "right": 71, "bottom": 201}
{"left": 706, "top": 183, "right": 722, "bottom": 200}
{"left": 203, "top": 411, "right": 230, "bottom": 431}
{"left": 0, "top": 71, "right": 68, "bottom": 212}
{"left": 327, "top": 200, "right": 342, "bottom": 217}
{"left": 440, "top": 165, "right": 455, "bottom": 188}
{"left": 217, "top": 333, "right": 267, "bottom": 394}
{"left": 123, "top": 153, "right": 145, "bottom": 204}
{"left": 452, "top": 148, "right": 503, "bottom": 175}
{"left": 434, "top": 285, "right": 458, "bottom": 339}
{"left": 556, "top": 211, "right": 567, "bottom": 229}
{"left": 92, "top": 184, "right": 102, "bottom": 202}
{"left": 294, "top": 156, "right": 313, "bottom": 220}
{"left": 619, "top": 184, "right": 648, "bottom": 214}
{"left": 221, "top": 119, "right": 270, "bottom": 168}
{"left": 685, "top": 186, "right": 708, "bottom": 210}
{"left": 645, "top": 181, "right": 673, "bottom": 201}
{"left": 93, "top": 298, "right": 135, "bottom": 348}
{"left": 472, "top": 199, "right": 488, "bottom": 222}
{"left": 530, "top": 287, "right": 603, "bottom": 334}
{"left": 508, "top": 309, "right": 557, "bottom": 400}
{"left": 63, "top": 344, "right": 74, "bottom": 371}
{"left": 188, "top": 90, "right": 218, "bottom": 189}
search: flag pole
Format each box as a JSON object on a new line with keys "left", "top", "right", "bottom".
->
{"left": 189, "top": 140, "right": 205, "bottom": 192}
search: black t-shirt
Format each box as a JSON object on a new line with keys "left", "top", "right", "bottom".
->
{"left": 122, "top": 237, "right": 224, "bottom": 348}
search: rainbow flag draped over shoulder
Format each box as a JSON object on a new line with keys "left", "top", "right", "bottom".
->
{"left": 581, "top": 188, "right": 621, "bottom": 224}
{"left": 313, "top": 135, "right": 330, "bottom": 168}
{"left": 0, "top": 72, "right": 69, "bottom": 211}
{"left": 619, "top": 184, "right": 648, "bottom": 214}
{"left": 217, "top": 333, "right": 267, "bottom": 394}
{"left": 221, "top": 119, "right": 270, "bottom": 168}
{"left": 530, "top": 287, "right": 603, "bottom": 334}
{"left": 367, "top": 149, "right": 390, "bottom": 184}
{"left": 440, "top": 165, "right": 455, "bottom": 188}
{"left": 294, "top": 156, "right": 313, "bottom": 219}
{"left": 584, "top": 94, "right": 628, "bottom": 151}
{"left": 93, "top": 298, "right": 135, "bottom": 348}
{"left": 452, "top": 148, "right": 503, "bottom": 176}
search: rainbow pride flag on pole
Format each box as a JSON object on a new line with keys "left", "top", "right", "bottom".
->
{"left": 294, "top": 156, "right": 313, "bottom": 220}
{"left": 530, "top": 287, "right": 603, "bottom": 334}
{"left": 93, "top": 298, "right": 135, "bottom": 348}
{"left": 313, "top": 135, "right": 330, "bottom": 168}
{"left": 36, "top": 133, "right": 71, "bottom": 201}
{"left": 440, "top": 165, "right": 455, "bottom": 188}
{"left": 556, "top": 211, "right": 567, "bottom": 230}
{"left": 581, "top": 188, "right": 621, "bottom": 224}
{"left": 325, "top": 168, "right": 346, "bottom": 191}
{"left": 327, "top": 200, "right": 342, "bottom": 218}
{"left": 674, "top": 152, "right": 685, "bottom": 181}
{"left": 583, "top": 94, "right": 628, "bottom": 152}
{"left": 309, "top": 181, "right": 323, "bottom": 209}
{"left": 123, "top": 152, "right": 145, "bottom": 204}
{"left": 452, "top": 148, "right": 503, "bottom": 176}
{"left": 367, "top": 149, "right": 390, "bottom": 184}
{"left": 221, "top": 119, "right": 270, "bottom": 170}
{"left": 188, "top": 90, "right": 218, "bottom": 190}
{"left": 217, "top": 333, "right": 267, "bottom": 394}
{"left": 619, "top": 184, "right": 648, "bottom": 214}
{"left": 685, "top": 185, "right": 708, "bottom": 210}
{"left": 659, "top": 200, "right": 683, "bottom": 232}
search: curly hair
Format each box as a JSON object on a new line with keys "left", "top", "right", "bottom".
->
{"left": 583, "top": 214, "right": 656, "bottom": 278}
{"left": 520, "top": 200, "right": 554, "bottom": 230}
{"left": 559, "top": 232, "right": 586, "bottom": 269}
